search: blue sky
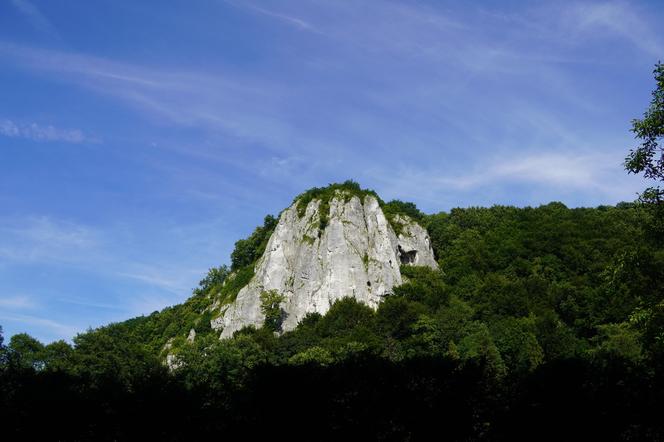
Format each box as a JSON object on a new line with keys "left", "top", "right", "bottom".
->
{"left": 0, "top": 0, "right": 662, "bottom": 343}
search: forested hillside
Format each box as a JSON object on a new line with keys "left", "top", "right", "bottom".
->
{"left": 2, "top": 197, "right": 663, "bottom": 440}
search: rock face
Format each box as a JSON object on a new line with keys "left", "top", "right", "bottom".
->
{"left": 212, "top": 193, "right": 437, "bottom": 338}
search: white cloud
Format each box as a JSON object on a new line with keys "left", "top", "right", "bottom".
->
{"left": 0, "top": 119, "right": 89, "bottom": 143}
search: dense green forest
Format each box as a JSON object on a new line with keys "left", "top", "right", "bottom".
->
{"left": 2, "top": 193, "right": 663, "bottom": 440}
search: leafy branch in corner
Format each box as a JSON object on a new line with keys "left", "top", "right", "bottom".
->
{"left": 625, "top": 61, "right": 664, "bottom": 204}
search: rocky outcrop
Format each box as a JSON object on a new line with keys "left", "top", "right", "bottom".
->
{"left": 211, "top": 192, "right": 437, "bottom": 338}
{"left": 391, "top": 214, "right": 438, "bottom": 268}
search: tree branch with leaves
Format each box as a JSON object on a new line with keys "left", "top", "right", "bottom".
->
{"left": 625, "top": 62, "right": 664, "bottom": 204}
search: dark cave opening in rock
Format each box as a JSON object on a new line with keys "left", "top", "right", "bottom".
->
{"left": 398, "top": 246, "right": 417, "bottom": 265}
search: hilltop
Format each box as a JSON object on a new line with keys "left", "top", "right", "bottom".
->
{"left": 2, "top": 183, "right": 663, "bottom": 440}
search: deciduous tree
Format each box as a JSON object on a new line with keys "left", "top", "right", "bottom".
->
{"left": 625, "top": 62, "right": 664, "bottom": 204}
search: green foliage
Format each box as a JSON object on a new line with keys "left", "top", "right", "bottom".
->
{"left": 624, "top": 63, "right": 664, "bottom": 248}
{"left": 14, "top": 198, "right": 650, "bottom": 389}
{"left": 4, "top": 168, "right": 661, "bottom": 438}
{"left": 218, "top": 265, "right": 255, "bottom": 306}
{"left": 396, "top": 265, "right": 449, "bottom": 309}
{"left": 625, "top": 62, "right": 664, "bottom": 201}
{"left": 231, "top": 215, "right": 277, "bottom": 270}
{"left": 630, "top": 301, "right": 664, "bottom": 363}
{"left": 193, "top": 265, "right": 230, "bottom": 296}
{"left": 293, "top": 181, "right": 427, "bottom": 237}
{"left": 376, "top": 296, "right": 426, "bottom": 340}
{"left": 314, "top": 298, "right": 376, "bottom": 340}
{"left": 490, "top": 316, "right": 544, "bottom": 374}
{"left": 70, "top": 325, "right": 166, "bottom": 390}
{"left": 533, "top": 310, "right": 580, "bottom": 361}
{"left": 2, "top": 193, "right": 664, "bottom": 439}
{"left": 273, "top": 298, "right": 383, "bottom": 363}
{"left": 294, "top": 180, "right": 380, "bottom": 217}
{"left": 302, "top": 234, "right": 316, "bottom": 246}
{"left": 383, "top": 200, "right": 425, "bottom": 236}
{"left": 38, "top": 199, "right": 652, "bottom": 389}
{"left": 426, "top": 203, "right": 646, "bottom": 333}
{"left": 408, "top": 296, "right": 476, "bottom": 357}
{"left": 293, "top": 180, "right": 380, "bottom": 233}
{"left": 8, "top": 333, "right": 45, "bottom": 370}
{"left": 457, "top": 321, "right": 506, "bottom": 379}
{"left": 132, "top": 213, "right": 277, "bottom": 351}
{"left": 589, "top": 322, "right": 642, "bottom": 363}
{"left": 5, "top": 333, "right": 73, "bottom": 372}
{"left": 176, "top": 333, "right": 269, "bottom": 390}
{"left": 50, "top": 221, "right": 261, "bottom": 364}
{"left": 260, "top": 290, "right": 286, "bottom": 332}
{"left": 382, "top": 200, "right": 424, "bottom": 222}
{"left": 0, "top": 326, "right": 6, "bottom": 367}
{"left": 288, "top": 346, "right": 334, "bottom": 366}
{"left": 40, "top": 340, "right": 74, "bottom": 371}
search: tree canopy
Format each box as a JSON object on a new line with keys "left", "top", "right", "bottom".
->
{"left": 3, "top": 199, "right": 662, "bottom": 440}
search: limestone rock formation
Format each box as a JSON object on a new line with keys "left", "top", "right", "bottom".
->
{"left": 211, "top": 192, "right": 437, "bottom": 338}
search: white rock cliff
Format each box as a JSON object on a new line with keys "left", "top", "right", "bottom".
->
{"left": 211, "top": 193, "right": 437, "bottom": 338}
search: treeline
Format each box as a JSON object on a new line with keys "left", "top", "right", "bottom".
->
{"left": 1, "top": 201, "right": 663, "bottom": 440}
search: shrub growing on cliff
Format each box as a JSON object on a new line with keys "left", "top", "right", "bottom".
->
{"left": 260, "top": 290, "right": 286, "bottom": 332}
{"left": 231, "top": 215, "right": 277, "bottom": 270}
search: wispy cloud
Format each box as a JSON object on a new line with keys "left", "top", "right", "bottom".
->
{"left": 0, "top": 214, "right": 218, "bottom": 340}
{"left": 0, "top": 215, "right": 206, "bottom": 295}
{"left": 0, "top": 0, "right": 653, "bottom": 166}
{"left": 0, "top": 312, "right": 78, "bottom": 340}
{"left": 0, "top": 295, "right": 36, "bottom": 310}
{"left": 1, "top": 119, "right": 89, "bottom": 143}
{"left": 56, "top": 297, "right": 126, "bottom": 312}
{"left": 10, "top": 0, "right": 60, "bottom": 38}
{"left": 118, "top": 266, "right": 198, "bottom": 295}
{"left": 126, "top": 293, "right": 182, "bottom": 317}
{"left": 228, "top": 1, "right": 317, "bottom": 31}
{"left": 370, "top": 148, "right": 645, "bottom": 210}
{"left": 562, "top": 1, "right": 663, "bottom": 57}
{"left": 446, "top": 152, "right": 619, "bottom": 191}
{"left": 0, "top": 43, "right": 295, "bottom": 150}
{"left": 0, "top": 216, "right": 100, "bottom": 264}
{"left": 0, "top": 1, "right": 656, "bottom": 203}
